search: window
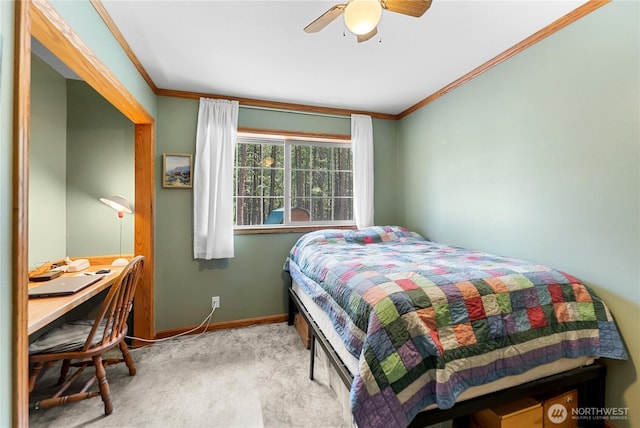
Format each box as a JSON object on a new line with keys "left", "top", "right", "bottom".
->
{"left": 234, "top": 133, "right": 354, "bottom": 228}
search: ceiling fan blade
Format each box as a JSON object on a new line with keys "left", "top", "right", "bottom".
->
{"left": 381, "top": 0, "right": 432, "bottom": 17}
{"left": 357, "top": 27, "right": 377, "bottom": 43}
{"left": 304, "top": 4, "right": 347, "bottom": 33}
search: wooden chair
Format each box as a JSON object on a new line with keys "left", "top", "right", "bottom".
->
{"left": 28, "top": 255, "right": 145, "bottom": 415}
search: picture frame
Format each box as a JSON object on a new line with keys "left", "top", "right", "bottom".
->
{"left": 162, "top": 153, "right": 193, "bottom": 188}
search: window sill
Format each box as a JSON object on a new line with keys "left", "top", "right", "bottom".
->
{"left": 234, "top": 225, "right": 356, "bottom": 235}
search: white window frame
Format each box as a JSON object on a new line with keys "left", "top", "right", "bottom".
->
{"left": 234, "top": 131, "right": 355, "bottom": 231}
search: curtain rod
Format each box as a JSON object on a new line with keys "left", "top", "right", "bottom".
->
{"left": 239, "top": 104, "right": 352, "bottom": 120}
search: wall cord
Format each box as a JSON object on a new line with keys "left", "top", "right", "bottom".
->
{"left": 125, "top": 306, "right": 216, "bottom": 351}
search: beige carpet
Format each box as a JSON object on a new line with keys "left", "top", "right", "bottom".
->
{"left": 29, "top": 323, "right": 351, "bottom": 428}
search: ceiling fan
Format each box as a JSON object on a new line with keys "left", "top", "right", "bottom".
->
{"left": 304, "top": 0, "right": 433, "bottom": 43}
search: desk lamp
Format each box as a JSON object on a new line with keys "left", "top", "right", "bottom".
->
{"left": 100, "top": 195, "right": 133, "bottom": 267}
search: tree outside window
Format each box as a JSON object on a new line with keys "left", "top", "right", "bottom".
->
{"left": 234, "top": 134, "right": 353, "bottom": 228}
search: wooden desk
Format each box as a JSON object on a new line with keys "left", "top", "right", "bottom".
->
{"left": 28, "top": 265, "right": 122, "bottom": 335}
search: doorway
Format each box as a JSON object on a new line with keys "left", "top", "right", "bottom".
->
{"left": 12, "top": 2, "right": 155, "bottom": 425}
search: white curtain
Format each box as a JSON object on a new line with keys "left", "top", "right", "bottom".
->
{"left": 193, "top": 98, "right": 239, "bottom": 259}
{"left": 351, "top": 114, "right": 374, "bottom": 229}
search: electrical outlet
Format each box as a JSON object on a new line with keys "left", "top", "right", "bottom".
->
{"left": 211, "top": 296, "right": 220, "bottom": 309}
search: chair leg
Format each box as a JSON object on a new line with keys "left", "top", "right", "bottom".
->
{"left": 57, "top": 359, "right": 72, "bottom": 385}
{"left": 93, "top": 356, "right": 113, "bottom": 415}
{"left": 119, "top": 341, "right": 137, "bottom": 376}
{"left": 29, "top": 362, "right": 44, "bottom": 393}
{"left": 37, "top": 363, "right": 99, "bottom": 410}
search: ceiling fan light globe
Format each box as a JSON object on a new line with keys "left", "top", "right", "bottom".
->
{"left": 344, "top": 0, "right": 382, "bottom": 36}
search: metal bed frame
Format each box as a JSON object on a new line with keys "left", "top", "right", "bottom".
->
{"left": 288, "top": 285, "right": 607, "bottom": 428}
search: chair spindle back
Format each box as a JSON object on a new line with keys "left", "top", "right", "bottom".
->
{"left": 82, "top": 255, "right": 145, "bottom": 351}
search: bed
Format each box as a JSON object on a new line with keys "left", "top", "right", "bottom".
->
{"left": 284, "top": 226, "right": 627, "bottom": 428}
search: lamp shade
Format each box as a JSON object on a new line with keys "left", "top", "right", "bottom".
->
{"left": 100, "top": 195, "right": 133, "bottom": 216}
{"left": 344, "top": 0, "right": 382, "bottom": 35}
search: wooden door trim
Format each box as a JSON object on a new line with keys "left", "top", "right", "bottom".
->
{"left": 12, "top": 1, "right": 31, "bottom": 426}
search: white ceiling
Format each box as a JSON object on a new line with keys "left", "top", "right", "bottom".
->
{"left": 98, "top": 0, "right": 587, "bottom": 115}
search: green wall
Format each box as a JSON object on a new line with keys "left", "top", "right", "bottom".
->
{"left": 398, "top": 2, "right": 639, "bottom": 426}
{"left": 154, "top": 96, "right": 399, "bottom": 330}
{"left": 29, "top": 58, "right": 135, "bottom": 262}
{"left": 65, "top": 80, "right": 134, "bottom": 257}
{"left": 29, "top": 55, "right": 67, "bottom": 268}
{"left": 0, "top": 1, "right": 14, "bottom": 425}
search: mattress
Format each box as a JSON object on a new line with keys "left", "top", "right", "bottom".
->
{"left": 292, "top": 279, "right": 595, "bottom": 412}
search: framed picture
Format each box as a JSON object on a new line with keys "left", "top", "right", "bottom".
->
{"left": 163, "top": 153, "right": 193, "bottom": 188}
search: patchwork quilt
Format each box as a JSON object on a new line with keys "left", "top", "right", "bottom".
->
{"left": 285, "top": 226, "right": 627, "bottom": 428}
